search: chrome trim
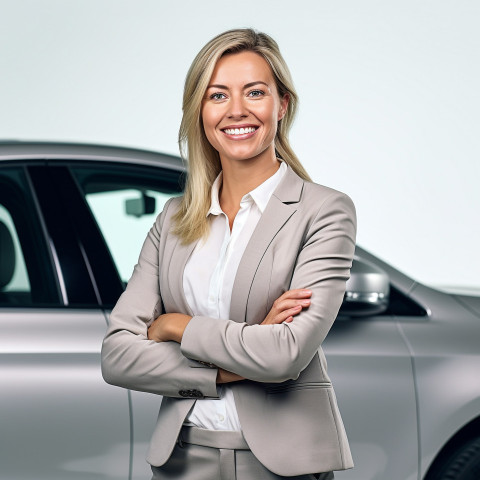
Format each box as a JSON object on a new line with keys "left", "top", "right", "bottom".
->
{"left": 78, "top": 241, "right": 102, "bottom": 306}
{"left": 48, "top": 238, "right": 68, "bottom": 305}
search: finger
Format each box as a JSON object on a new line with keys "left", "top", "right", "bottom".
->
{"left": 262, "top": 307, "right": 298, "bottom": 325}
{"left": 262, "top": 302, "right": 305, "bottom": 325}
{"left": 271, "top": 291, "right": 310, "bottom": 314}
{"left": 274, "top": 298, "right": 311, "bottom": 313}
{"left": 271, "top": 305, "right": 302, "bottom": 324}
{"left": 277, "top": 289, "right": 312, "bottom": 301}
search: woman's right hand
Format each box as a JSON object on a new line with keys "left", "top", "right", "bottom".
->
{"left": 217, "top": 368, "right": 244, "bottom": 384}
{"left": 261, "top": 289, "right": 312, "bottom": 325}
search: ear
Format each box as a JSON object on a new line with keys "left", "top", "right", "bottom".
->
{"left": 277, "top": 93, "right": 289, "bottom": 121}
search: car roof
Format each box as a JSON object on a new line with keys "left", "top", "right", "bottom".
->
{"left": 0, "top": 140, "right": 184, "bottom": 171}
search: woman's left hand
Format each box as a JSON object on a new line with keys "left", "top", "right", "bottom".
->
{"left": 147, "top": 313, "right": 192, "bottom": 343}
{"left": 260, "top": 288, "right": 311, "bottom": 325}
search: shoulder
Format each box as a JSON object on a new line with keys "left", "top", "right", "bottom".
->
{"left": 296, "top": 181, "right": 357, "bottom": 244}
{"left": 301, "top": 181, "right": 356, "bottom": 215}
{"left": 153, "top": 195, "right": 183, "bottom": 233}
{"left": 165, "top": 195, "right": 182, "bottom": 214}
{"left": 292, "top": 175, "right": 356, "bottom": 219}
{"left": 275, "top": 165, "right": 356, "bottom": 229}
{"left": 279, "top": 164, "right": 355, "bottom": 214}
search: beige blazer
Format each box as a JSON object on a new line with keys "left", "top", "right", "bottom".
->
{"left": 101, "top": 165, "right": 356, "bottom": 476}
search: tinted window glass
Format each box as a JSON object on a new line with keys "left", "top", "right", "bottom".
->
{"left": 72, "top": 165, "right": 182, "bottom": 284}
{"left": 0, "top": 205, "right": 30, "bottom": 295}
{"left": 0, "top": 168, "right": 59, "bottom": 306}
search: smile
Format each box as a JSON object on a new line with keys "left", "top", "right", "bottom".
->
{"left": 222, "top": 126, "right": 258, "bottom": 136}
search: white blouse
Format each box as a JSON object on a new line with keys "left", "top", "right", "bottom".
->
{"left": 182, "top": 161, "right": 287, "bottom": 431}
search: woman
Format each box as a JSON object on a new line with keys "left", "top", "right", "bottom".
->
{"left": 102, "top": 28, "right": 356, "bottom": 480}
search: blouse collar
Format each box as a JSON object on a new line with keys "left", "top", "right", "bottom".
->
{"left": 207, "top": 161, "right": 287, "bottom": 216}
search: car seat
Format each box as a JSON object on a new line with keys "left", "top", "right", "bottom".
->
{"left": 0, "top": 220, "right": 15, "bottom": 302}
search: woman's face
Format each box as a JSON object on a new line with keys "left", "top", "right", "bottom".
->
{"left": 201, "top": 51, "right": 288, "bottom": 166}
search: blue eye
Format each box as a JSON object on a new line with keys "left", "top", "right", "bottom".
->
{"left": 210, "top": 92, "right": 226, "bottom": 100}
{"left": 248, "top": 90, "right": 264, "bottom": 97}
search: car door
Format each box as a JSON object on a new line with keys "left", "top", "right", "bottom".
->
{"left": 0, "top": 164, "right": 130, "bottom": 479}
{"left": 322, "top": 262, "right": 422, "bottom": 480}
{"left": 68, "top": 160, "right": 183, "bottom": 480}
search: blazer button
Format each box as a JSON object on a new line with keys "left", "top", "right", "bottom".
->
{"left": 198, "top": 361, "right": 215, "bottom": 368}
{"left": 178, "top": 389, "right": 203, "bottom": 398}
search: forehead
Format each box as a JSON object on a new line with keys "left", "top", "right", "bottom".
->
{"left": 209, "top": 50, "right": 275, "bottom": 86}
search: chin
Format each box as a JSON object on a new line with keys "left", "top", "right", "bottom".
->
{"left": 221, "top": 150, "right": 259, "bottom": 163}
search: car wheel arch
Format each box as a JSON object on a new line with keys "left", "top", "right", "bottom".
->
{"left": 424, "top": 414, "right": 480, "bottom": 479}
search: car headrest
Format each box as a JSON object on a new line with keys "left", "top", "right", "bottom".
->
{"left": 0, "top": 221, "right": 15, "bottom": 288}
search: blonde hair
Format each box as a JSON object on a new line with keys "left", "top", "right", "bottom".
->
{"left": 173, "top": 28, "right": 311, "bottom": 243}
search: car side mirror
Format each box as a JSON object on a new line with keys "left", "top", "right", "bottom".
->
{"left": 125, "top": 192, "right": 156, "bottom": 218}
{"left": 339, "top": 257, "right": 390, "bottom": 317}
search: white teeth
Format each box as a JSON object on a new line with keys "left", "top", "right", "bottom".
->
{"left": 224, "top": 127, "right": 256, "bottom": 135}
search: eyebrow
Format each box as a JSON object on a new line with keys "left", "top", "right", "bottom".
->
{"left": 206, "top": 81, "right": 269, "bottom": 90}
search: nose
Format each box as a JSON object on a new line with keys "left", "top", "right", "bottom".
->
{"left": 227, "top": 94, "right": 248, "bottom": 119}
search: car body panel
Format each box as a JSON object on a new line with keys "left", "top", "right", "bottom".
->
{"left": 453, "top": 294, "right": 480, "bottom": 317}
{"left": 129, "top": 390, "right": 163, "bottom": 480}
{"left": 0, "top": 309, "right": 130, "bottom": 479}
{"left": 324, "top": 314, "right": 418, "bottom": 480}
{"left": 397, "top": 284, "right": 480, "bottom": 479}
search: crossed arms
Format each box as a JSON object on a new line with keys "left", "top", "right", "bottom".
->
{"left": 101, "top": 191, "right": 356, "bottom": 397}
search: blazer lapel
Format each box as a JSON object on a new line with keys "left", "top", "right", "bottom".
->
{"left": 167, "top": 236, "right": 197, "bottom": 316}
{"left": 229, "top": 166, "right": 304, "bottom": 323}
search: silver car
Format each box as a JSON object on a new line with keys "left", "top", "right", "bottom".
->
{"left": 1, "top": 142, "right": 479, "bottom": 480}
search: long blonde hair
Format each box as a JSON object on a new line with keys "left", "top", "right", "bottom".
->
{"left": 173, "top": 28, "right": 311, "bottom": 244}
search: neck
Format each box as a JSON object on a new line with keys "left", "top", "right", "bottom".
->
{"left": 219, "top": 155, "right": 280, "bottom": 213}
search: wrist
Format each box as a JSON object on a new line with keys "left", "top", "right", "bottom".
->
{"left": 171, "top": 314, "right": 192, "bottom": 343}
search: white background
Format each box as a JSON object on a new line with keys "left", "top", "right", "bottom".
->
{"left": 1, "top": 0, "right": 479, "bottom": 291}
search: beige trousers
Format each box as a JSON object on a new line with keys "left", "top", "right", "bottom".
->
{"left": 151, "top": 427, "right": 334, "bottom": 480}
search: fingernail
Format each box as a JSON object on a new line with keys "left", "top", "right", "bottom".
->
{"left": 301, "top": 300, "right": 310, "bottom": 305}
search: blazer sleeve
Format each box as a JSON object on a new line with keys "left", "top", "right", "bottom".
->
{"left": 180, "top": 191, "right": 356, "bottom": 383}
{"left": 101, "top": 198, "right": 219, "bottom": 398}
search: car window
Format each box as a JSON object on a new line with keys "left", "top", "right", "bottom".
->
{"left": 0, "top": 205, "right": 30, "bottom": 295}
{"left": 71, "top": 165, "right": 182, "bottom": 284}
{"left": 0, "top": 168, "right": 59, "bottom": 306}
{"left": 85, "top": 189, "right": 173, "bottom": 283}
